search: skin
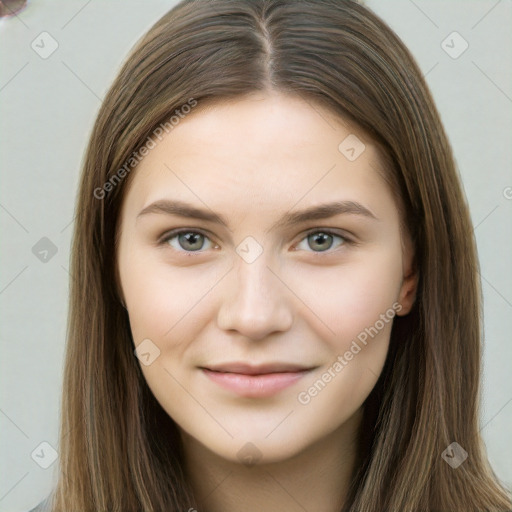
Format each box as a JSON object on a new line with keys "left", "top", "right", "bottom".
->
{"left": 116, "top": 91, "right": 418, "bottom": 512}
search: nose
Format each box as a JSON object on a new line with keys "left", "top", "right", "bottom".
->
{"left": 216, "top": 254, "right": 293, "bottom": 341}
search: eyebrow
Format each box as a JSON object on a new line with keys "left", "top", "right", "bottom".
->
{"left": 136, "top": 198, "right": 379, "bottom": 231}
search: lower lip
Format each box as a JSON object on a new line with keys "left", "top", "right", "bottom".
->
{"left": 201, "top": 368, "right": 312, "bottom": 398}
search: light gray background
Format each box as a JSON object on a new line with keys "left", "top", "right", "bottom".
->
{"left": 0, "top": 1, "right": 511, "bottom": 510}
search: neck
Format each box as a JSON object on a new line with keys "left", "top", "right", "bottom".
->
{"left": 181, "top": 407, "right": 362, "bottom": 512}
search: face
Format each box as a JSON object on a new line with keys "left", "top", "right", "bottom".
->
{"left": 116, "top": 92, "right": 417, "bottom": 465}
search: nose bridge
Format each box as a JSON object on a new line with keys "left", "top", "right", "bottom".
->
{"left": 216, "top": 245, "right": 293, "bottom": 339}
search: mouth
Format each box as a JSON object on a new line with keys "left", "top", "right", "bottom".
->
{"left": 199, "top": 362, "right": 317, "bottom": 398}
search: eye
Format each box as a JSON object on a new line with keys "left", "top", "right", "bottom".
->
{"left": 295, "top": 229, "right": 350, "bottom": 253}
{"left": 158, "top": 228, "right": 353, "bottom": 255}
{"left": 159, "top": 230, "right": 217, "bottom": 253}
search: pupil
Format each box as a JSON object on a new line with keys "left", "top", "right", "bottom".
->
{"left": 310, "top": 232, "right": 332, "bottom": 251}
{"left": 181, "top": 232, "right": 203, "bottom": 251}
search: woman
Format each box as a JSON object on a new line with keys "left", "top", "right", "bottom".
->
{"left": 31, "top": 0, "right": 512, "bottom": 510}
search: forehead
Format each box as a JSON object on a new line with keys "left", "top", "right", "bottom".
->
{"left": 121, "top": 92, "right": 396, "bottom": 224}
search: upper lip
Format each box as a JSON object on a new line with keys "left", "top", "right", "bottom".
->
{"left": 201, "top": 362, "right": 315, "bottom": 375}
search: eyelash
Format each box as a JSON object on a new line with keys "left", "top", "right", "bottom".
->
{"left": 157, "top": 228, "right": 356, "bottom": 256}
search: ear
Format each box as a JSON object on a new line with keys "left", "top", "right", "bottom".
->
{"left": 396, "top": 234, "right": 418, "bottom": 316}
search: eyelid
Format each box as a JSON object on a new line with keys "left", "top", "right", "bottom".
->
{"left": 157, "top": 228, "right": 219, "bottom": 252}
{"left": 297, "top": 227, "right": 356, "bottom": 244}
{"left": 293, "top": 228, "right": 356, "bottom": 254}
{"left": 158, "top": 227, "right": 214, "bottom": 245}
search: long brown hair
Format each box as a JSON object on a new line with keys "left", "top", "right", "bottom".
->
{"left": 51, "top": 0, "right": 512, "bottom": 510}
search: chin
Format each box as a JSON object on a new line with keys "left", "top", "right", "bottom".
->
{"left": 188, "top": 423, "right": 320, "bottom": 467}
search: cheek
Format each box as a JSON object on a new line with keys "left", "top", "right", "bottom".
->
{"left": 294, "top": 267, "right": 399, "bottom": 431}
{"left": 120, "top": 248, "right": 220, "bottom": 343}
{"left": 290, "top": 250, "right": 401, "bottom": 410}
{"left": 295, "top": 330, "right": 389, "bottom": 439}
{"left": 288, "top": 247, "right": 403, "bottom": 343}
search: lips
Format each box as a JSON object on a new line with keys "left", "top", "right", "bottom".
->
{"left": 200, "top": 361, "right": 317, "bottom": 398}
{"left": 202, "top": 361, "right": 315, "bottom": 375}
